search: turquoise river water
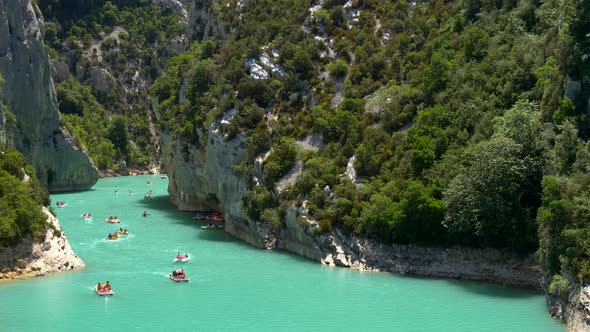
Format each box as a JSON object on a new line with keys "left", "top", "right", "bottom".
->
{"left": 0, "top": 175, "right": 566, "bottom": 331}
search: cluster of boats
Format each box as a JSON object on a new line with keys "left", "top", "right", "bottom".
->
{"left": 90, "top": 176, "right": 199, "bottom": 296}
{"left": 193, "top": 212, "right": 225, "bottom": 230}
{"left": 170, "top": 253, "right": 190, "bottom": 281}
{"left": 106, "top": 228, "right": 129, "bottom": 240}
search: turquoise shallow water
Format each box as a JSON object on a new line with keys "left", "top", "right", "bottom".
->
{"left": 0, "top": 175, "right": 565, "bottom": 331}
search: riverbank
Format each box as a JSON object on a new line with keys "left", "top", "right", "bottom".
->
{"left": 217, "top": 208, "right": 546, "bottom": 290}
{"left": 98, "top": 163, "right": 161, "bottom": 178}
{"left": 0, "top": 207, "right": 84, "bottom": 282}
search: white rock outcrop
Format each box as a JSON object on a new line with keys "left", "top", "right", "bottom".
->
{"left": 0, "top": 207, "right": 85, "bottom": 280}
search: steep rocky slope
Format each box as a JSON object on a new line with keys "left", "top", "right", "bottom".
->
{"left": 0, "top": 0, "right": 98, "bottom": 191}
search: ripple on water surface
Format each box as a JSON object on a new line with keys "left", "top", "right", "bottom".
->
{"left": 0, "top": 175, "right": 566, "bottom": 331}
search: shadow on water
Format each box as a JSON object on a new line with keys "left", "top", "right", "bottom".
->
{"left": 441, "top": 278, "right": 541, "bottom": 299}
{"left": 136, "top": 195, "right": 176, "bottom": 212}
{"left": 196, "top": 228, "right": 235, "bottom": 242}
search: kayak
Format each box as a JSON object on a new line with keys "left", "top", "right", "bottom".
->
{"left": 118, "top": 231, "right": 128, "bottom": 235}
{"left": 106, "top": 236, "right": 118, "bottom": 240}
{"left": 173, "top": 256, "right": 189, "bottom": 263}
{"left": 105, "top": 218, "right": 120, "bottom": 223}
{"left": 169, "top": 274, "right": 189, "bottom": 282}
{"left": 95, "top": 286, "right": 115, "bottom": 296}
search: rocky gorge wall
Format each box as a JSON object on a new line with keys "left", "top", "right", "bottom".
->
{"left": 0, "top": 0, "right": 98, "bottom": 192}
{"left": 160, "top": 125, "right": 271, "bottom": 248}
{"left": 0, "top": 207, "right": 85, "bottom": 281}
{"left": 158, "top": 112, "right": 544, "bottom": 289}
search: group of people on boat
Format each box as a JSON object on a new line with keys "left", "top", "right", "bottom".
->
{"left": 106, "top": 216, "right": 120, "bottom": 223}
{"left": 96, "top": 281, "right": 112, "bottom": 294}
{"left": 171, "top": 269, "right": 187, "bottom": 279}
{"left": 176, "top": 252, "right": 189, "bottom": 259}
{"left": 107, "top": 232, "right": 119, "bottom": 240}
{"left": 118, "top": 228, "right": 128, "bottom": 235}
{"left": 81, "top": 213, "right": 92, "bottom": 219}
{"left": 56, "top": 201, "right": 66, "bottom": 207}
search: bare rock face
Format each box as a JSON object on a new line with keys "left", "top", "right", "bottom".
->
{"left": 0, "top": 0, "right": 98, "bottom": 192}
{"left": 151, "top": 0, "right": 189, "bottom": 18}
{"left": 85, "top": 66, "right": 116, "bottom": 98}
{"left": 161, "top": 124, "right": 268, "bottom": 248}
{"left": 547, "top": 281, "right": 590, "bottom": 332}
{"left": 0, "top": 207, "right": 85, "bottom": 280}
{"left": 188, "top": 0, "right": 224, "bottom": 42}
{"left": 49, "top": 59, "right": 69, "bottom": 83}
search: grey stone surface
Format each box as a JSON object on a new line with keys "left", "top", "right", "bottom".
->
{"left": 0, "top": 0, "right": 98, "bottom": 191}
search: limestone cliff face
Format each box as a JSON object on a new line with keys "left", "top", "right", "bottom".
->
{"left": 0, "top": 207, "right": 85, "bottom": 280}
{"left": 0, "top": 0, "right": 98, "bottom": 191}
{"left": 161, "top": 125, "right": 270, "bottom": 248}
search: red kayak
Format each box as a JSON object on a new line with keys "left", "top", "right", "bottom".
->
{"left": 169, "top": 273, "right": 189, "bottom": 282}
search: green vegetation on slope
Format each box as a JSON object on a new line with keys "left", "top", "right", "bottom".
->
{"left": 43, "top": 0, "right": 590, "bottom": 292}
{"left": 0, "top": 149, "right": 51, "bottom": 250}
{"left": 153, "top": 0, "right": 587, "bottom": 253}
{"left": 38, "top": 0, "right": 184, "bottom": 167}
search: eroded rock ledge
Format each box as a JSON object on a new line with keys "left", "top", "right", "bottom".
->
{"left": 0, "top": 207, "right": 84, "bottom": 281}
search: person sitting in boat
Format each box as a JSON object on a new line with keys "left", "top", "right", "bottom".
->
{"left": 97, "top": 282, "right": 103, "bottom": 291}
{"left": 143, "top": 210, "right": 149, "bottom": 217}
{"left": 176, "top": 252, "right": 183, "bottom": 259}
{"left": 119, "top": 228, "right": 124, "bottom": 233}
{"left": 104, "top": 281, "right": 111, "bottom": 291}
{"left": 185, "top": 253, "right": 189, "bottom": 258}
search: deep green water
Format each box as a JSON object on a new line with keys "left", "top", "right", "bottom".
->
{"left": 0, "top": 175, "right": 565, "bottom": 331}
